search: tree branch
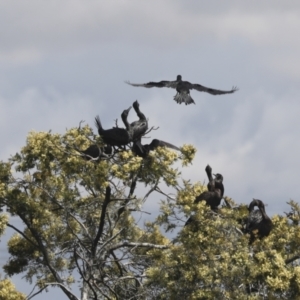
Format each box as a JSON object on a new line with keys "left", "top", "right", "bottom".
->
{"left": 91, "top": 186, "right": 111, "bottom": 257}
{"left": 285, "top": 254, "right": 300, "bottom": 265}
{"left": 109, "top": 241, "right": 169, "bottom": 252}
{"left": 142, "top": 180, "right": 159, "bottom": 204}
{"left": 44, "top": 283, "right": 80, "bottom": 300}
{"left": 27, "top": 285, "right": 48, "bottom": 300}
{"left": 74, "top": 248, "right": 98, "bottom": 300}
{"left": 6, "top": 223, "right": 38, "bottom": 248}
{"left": 16, "top": 212, "right": 78, "bottom": 300}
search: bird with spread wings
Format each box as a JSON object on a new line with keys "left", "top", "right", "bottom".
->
{"left": 125, "top": 75, "right": 238, "bottom": 105}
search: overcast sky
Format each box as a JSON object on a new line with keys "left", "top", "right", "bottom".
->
{"left": 1, "top": 1, "right": 300, "bottom": 298}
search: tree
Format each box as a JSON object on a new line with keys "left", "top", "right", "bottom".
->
{"left": 0, "top": 124, "right": 194, "bottom": 299}
{"left": 1, "top": 124, "right": 300, "bottom": 299}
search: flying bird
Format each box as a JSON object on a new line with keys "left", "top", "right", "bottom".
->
{"left": 125, "top": 75, "right": 238, "bottom": 105}
{"left": 244, "top": 199, "right": 273, "bottom": 244}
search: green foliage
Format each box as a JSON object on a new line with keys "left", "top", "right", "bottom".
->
{"left": 0, "top": 277, "right": 26, "bottom": 300}
{"left": 146, "top": 194, "right": 300, "bottom": 299}
{"left": 1, "top": 124, "right": 300, "bottom": 299}
{"left": 0, "top": 125, "right": 193, "bottom": 299}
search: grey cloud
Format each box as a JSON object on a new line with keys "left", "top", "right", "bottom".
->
{"left": 1, "top": 1, "right": 300, "bottom": 298}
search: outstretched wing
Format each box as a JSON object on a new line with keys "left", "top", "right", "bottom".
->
{"left": 125, "top": 80, "right": 178, "bottom": 89}
{"left": 191, "top": 83, "right": 239, "bottom": 95}
{"left": 149, "top": 139, "right": 180, "bottom": 151}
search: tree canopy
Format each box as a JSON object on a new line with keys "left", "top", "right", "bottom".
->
{"left": 1, "top": 124, "right": 300, "bottom": 299}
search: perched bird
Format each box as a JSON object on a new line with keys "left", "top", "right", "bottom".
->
{"left": 185, "top": 165, "right": 224, "bottom": 227}
{"left": 80, "top": 144, "right": 112, "bottom": 161}
{"left": 244, "top": 199, "right": 273, "bottom": 244}
{"left": 132, "top": 138, "right": 180, "bottom": 158}
{"left": 194, "top": 165, "right": 224, "bottom": 210}
{"left": 95, "top": 107, "right": 132, "bottom": 147}
{"left": 125, "top": 75, "right": 238, "bottom": 105}
{"left": 121, "top": 100, "right": 148, "bottom": 141}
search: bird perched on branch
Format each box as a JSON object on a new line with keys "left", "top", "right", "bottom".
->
{"left": 95, "top": 107, "right": 132, "bottom": 147}
{"left": 121, "top": 100, "right": 148, "bottom": 141}
{"left": 244, "top": 199, "right": 273, "bottom": 244}
{"left": 80, "top": 144, "right": 113, "bottom": 161}
{"left": 185, "top": 165, "right": 224, "bottom": 227}
{"left": 194, "top": 165, "right": 224, "bottom": 210}
{"left": 125, "top": 75, "right": 238, "bottom": 105}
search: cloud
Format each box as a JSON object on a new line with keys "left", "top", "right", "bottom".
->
{"left": 1, "top": 2, "right": 300, "bottom": 297}
{"left": 0, "top": 2, "right": 299, "bottom": 58}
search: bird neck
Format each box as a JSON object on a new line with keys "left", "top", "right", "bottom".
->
{"left": 121, "top": 114, "right": 130, "bottom": 130}
{"left": 259, "top": 205, "right": 269, "bottom": 220}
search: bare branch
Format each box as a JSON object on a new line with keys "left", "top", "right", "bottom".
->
{"left": 6, "top": 223, "right": 38, "bottom": 248}
{"left": 109, "top": 241, "right": 169, "bottom": 252}
{"left": 74, "top": 248, "right": 98, "bottom": 300}
{"left": 285, "top": 254, "right": 300, "bottom": 265}
{"left": 26, "top": 285, "right": 48, "bottom": 300}
{"left": 92, "top": 185, "right": 111, "bottom": 257}
{"left": 44, "top": 283, "right": 80, "bottom": 300}
{"left": 99, "top": 228, "right": 124, "bottom": 252}
{"left": 142, "top": 180, "right": 159, "bottom": 203}
{"left": 69, "top": 212, "right": 93, "bottom": 242}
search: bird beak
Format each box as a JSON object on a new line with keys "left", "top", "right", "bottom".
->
{"left": 126, "top": 106, "right": 132, "bottom": 112}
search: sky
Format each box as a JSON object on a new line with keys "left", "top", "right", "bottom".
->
{"left": 1, "top": 1, "right": 300, "bottom": 298}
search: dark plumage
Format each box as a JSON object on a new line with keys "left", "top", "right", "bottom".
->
{"left": 194, "top": 165, "right": 224, "bottom": 210}
{"left": 122, "top": 100, "right": 148, "bottom": 141}
{"left": 125, "top": 75, "right": 238, "bottom": 105}
{"left": 80, "top": 144, "right": 112, "bottom": 161}
{"left": 132, "top": 138, "right": 180, "bottom": 158}
{"left": 185, "top": 165, "right": 224, "bottom": 227}
{"left": 245, "top": 199, "right": 273, "bottom": 244}
{"left": 95, "top": 107, "right": 131, "bottom": 147}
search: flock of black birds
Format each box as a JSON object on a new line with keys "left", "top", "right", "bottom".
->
{"left": 81, "top": 74, "right": 272, "bottom": 244}
{"left": 81, "top": 99, "right": 180, "bottom": 160}
{"left": 184, "top": 164, "right": 273, "bottom": 244}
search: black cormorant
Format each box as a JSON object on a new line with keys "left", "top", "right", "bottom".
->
{"left": 185, "top": 165, "right": 224, "bottom": 227}
{"left": 122, "top": 100, "right": 148, "bottom": 141}
{"left": 80, "top": 144, "right": 113, "bottom": 161}
{"left": 126, "top": 75, "right": 238, "bottom": 105}
{"left": 95, "top": 107, "right": 132, "bottom": 147}
{"left": 194, "top": 165, "right": 224, "bottom": 210}
{"left": 245, "top": 199, "right": 273, "bottom": 244}
{"left": 132, "top": 138, "right": 180, "bottom": 158}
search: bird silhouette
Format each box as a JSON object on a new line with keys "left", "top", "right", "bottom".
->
{"left": 95, "top": 107, "right": 132, "bottom": 147}
{"left": 185, "top": 165, "right": 224, "bottom": 227}
{"left": 80, "top": 144, "right": 113, "bottom": 161}
{"left": 132, "top": 138, "right": 180, "bottom": 158}
{"left": 244, "top": 199, "right": 273, "bottom": 244}
{"left": 194, "top": 165, "right": 224, "bottom": 210}
{"left": 126, "top": 75, "right": 238, "bottom": 105}
{"left": 121, "top": 100, "right": 148, "bottom": 141}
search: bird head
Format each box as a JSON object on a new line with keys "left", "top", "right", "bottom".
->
{"left": 248, "top": 199, "right": 265, "bottom": 211}
{"left": 252, "top": 199, "right": 265, "bottom": 209}
{"left": 121, "top": 106, "right": 132, "bottom": 118}
{"left": 133, "top": 100, "right": 139, "bottom": 110}
{"left": 213, "top": 173, "right": 223, "bottom": 182}
{"left": 176, "top": 75, "right": 182, "bottom": 81}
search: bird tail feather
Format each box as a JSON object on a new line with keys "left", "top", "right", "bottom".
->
{"left": 95, "top": 116, "right": 103, "bottom": 133}
{"left": 173, "top": 92, "right": 195, "bottom": 105}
